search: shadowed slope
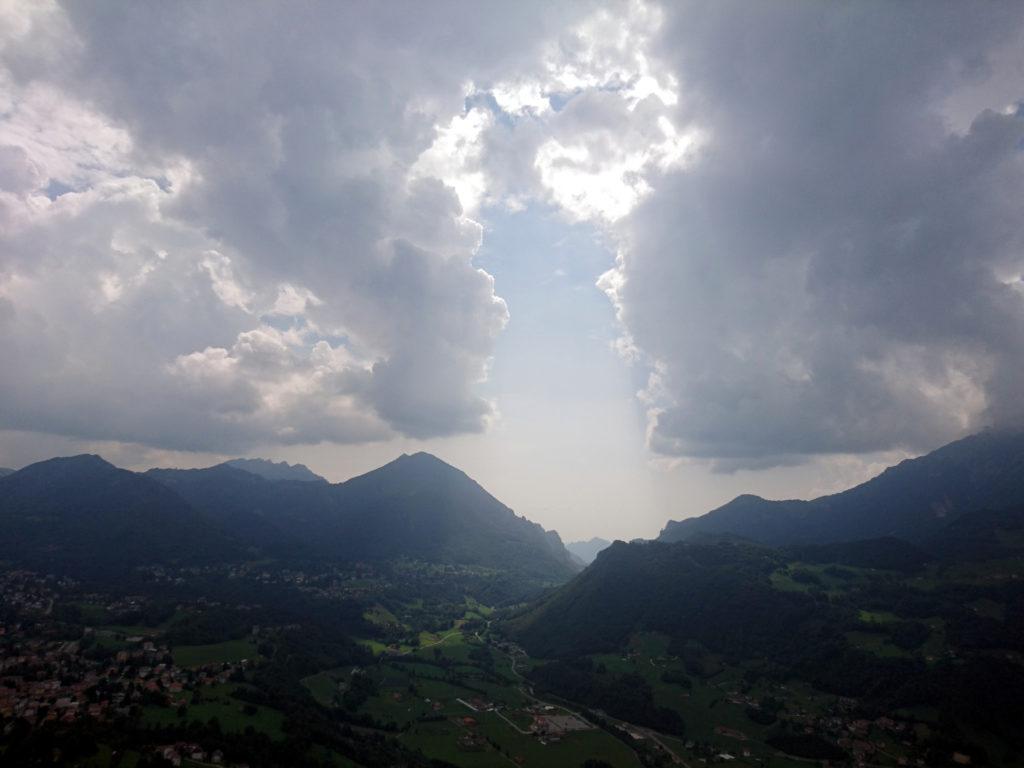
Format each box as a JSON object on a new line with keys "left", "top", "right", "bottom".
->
{"left": 0, "top": 455, "right": 239, "bottom": 575}
{"left": 660, "top": 429, "right": 1024, "bottom": 546}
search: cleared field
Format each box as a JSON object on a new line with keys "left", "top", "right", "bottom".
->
{"left": 302, "top": 666, "right": 354, "bottom": 706}
{"left": 397, "top": 710, "right": 643, "bottom": 768}
{"left": 770, "top": 563, "right": 875, "bottom": 595}
{"left": 363, "top": 603, "right": 402, "bottom": 627}
{"left": 463, "top": 597, "right": 493, "bottom": 620}
{"left": 339, "top": 625, "right": 642, "bottom": 767}
{"left": 592, "top": 632, "right": 843, "bottom": 765}
{"left": 356, "top": 637, "right": 396, "bottom": 655}
{"left": 172, "top": 638, "right": 258, "bottom": 667}
{"left": 142, "top": 683, "right": 285, "bottom": 739}
{"left": 844, "top": 630, "right": 910, "bottom": 658}
{"left": 99, "top": 609, "right": 187, "bottom": 638}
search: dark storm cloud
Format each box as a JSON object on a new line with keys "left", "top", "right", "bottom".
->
{"left": 600, "top": 1, "right": 1024, "bottom": 467}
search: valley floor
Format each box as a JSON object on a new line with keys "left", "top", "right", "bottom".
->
{"left": 2, "top": 547, "right": 1021, "bottom": 768}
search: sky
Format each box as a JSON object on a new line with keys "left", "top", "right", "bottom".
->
{"left": 1, "top": 1, "right": 1024, "bottom": 542}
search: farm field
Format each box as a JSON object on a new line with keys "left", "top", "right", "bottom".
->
{"left": 172, "top": 638, "right": 259, "bottom": 667}
{"left": 142, "top": 683, "right": 286, "bottom": 740}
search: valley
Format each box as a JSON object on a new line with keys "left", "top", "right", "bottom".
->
{"left": 5, "top": 530, "right": 1021, "bottom": 768}
{"left": 2, "top": 432, "right": 1024, "bottom": 767}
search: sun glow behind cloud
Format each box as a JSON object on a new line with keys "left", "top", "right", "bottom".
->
{"left": 533, "top": 118, "right": 702, "bottom": 223}
{"left": 408, "top": 0, "right": 697, "bottom": 223}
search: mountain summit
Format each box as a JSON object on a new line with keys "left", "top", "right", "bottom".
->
{"left": 327, "top": 452, "right": 578, "bottom": 577}
{"left": 659, "top": 429, "right": 1024, "bottom": 546}
{"left": 0, "top": 455, "right": 237, "bottom": 575}
{"left": 0, "top": 452, "right": 577, "bottom": 584}
{"left": 149, "top": 452, "right": 578, "bottom": 581}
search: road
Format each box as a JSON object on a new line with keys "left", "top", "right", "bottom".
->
{"left": 493, "top": 706, "right": 532, "bottom": 734}
{"left": 605, "top": 717, "right": 690, "bottom": 767}
{"left": 498, "top": 641, "right": 692, "bottom": 767}
{"left": 501, "top": 646, "right": 594, "bottom": 726}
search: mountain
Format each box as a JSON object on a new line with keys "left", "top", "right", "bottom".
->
{"left": 145, "top": 463, "right": 326, "bottom": 555}
{"left": 0, "top": 451, "right": 576, "bottom": 583}
{"left": 149, "top": 452, "right": 579, "bottom": 581}
{"left": 224, "top": 457, "right": 326, "bottom": 483}
{"left": 566, "top": 537, "right": 612, "bottom": 565}
{"left": 507, "top": 526, "right": 1024, "bottom": 760}
{"left": 926, "top": 506, "right": 1024, "bottom": 563}
{"left": 329, "top": 453, "right": 578, "bottom": 578}
{"left": 0, "top": 455, "right": 239, "bottom": 576}
{"left": 0, "top": 467, "right": 14, "bottom": 478}
{"left": 785, "top": 537, "right": 930, "bottom": 573}
{"left": 516, "top": 506, "right": 1024, "bottom": 659}
{"left": 510, "top": 539, "right": 813, "bottom": 659}
{"left": 659, "top": 429, "right": 1024, "bottom": 546}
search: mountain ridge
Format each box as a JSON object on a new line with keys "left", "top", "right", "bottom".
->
{"left": 148, "top": 451, "right": 579, "bottom": 581}
{"left": 223, "top": 457, "right": 326, "bottom": 483}
{"left": 0, "top": 455, "right": 241, "bottom": 576}
{"left": 0, "top": 451, "right": 577, "bottom": 583}
{"left": 659, "top": 428, "right": 1024, "bottom": 546}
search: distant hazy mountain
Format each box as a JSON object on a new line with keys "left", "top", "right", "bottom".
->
{"left": 224, "top": 457, "right": 326, "bottom": 483}
{"left": 659, "top": 429, "right": 1024, "bottom": 546}
{"left": 0, "top": 455, "right": 239, "bottom": 576}
{"left": 565, "top": 537, "right": 612, "bottom": 565}
{"left": 150, "top": 452, "right": 579, "bottom": 581}
{"left": 0, "top": 467, "right": 14, "bottom": 478}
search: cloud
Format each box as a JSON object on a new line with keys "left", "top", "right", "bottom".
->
{"left": 597, "top": 1, "right": 1024, "bottom": 467}
{"left": 411, "top": 0, "right": 694, "bottom": 222}
{"left": 3, "top": 0, "right": 1023, "bottom": 471}
{"left": 0, "top": 0, "right": 588, "bottom": 452}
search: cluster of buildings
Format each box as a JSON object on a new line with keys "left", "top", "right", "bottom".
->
{"left": 0, "top": 623, "right": 249, "bottom": 729}
{"left": 0, "top": 635, "right": 115, "bottom": 726}
{"left": 0, "top": 570, "right": 74, "bottom": 615}
{"left": 225, "top": 562, "right": 389, "bottom": 602}
{"left": 529, "top": 709, "right": 591, "bottom": 742}
{"left": 0, "top": 571, "right": 254, "bottom": 736}
{"left": 154, "top": 742, "right": 229, "bottom": 767}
